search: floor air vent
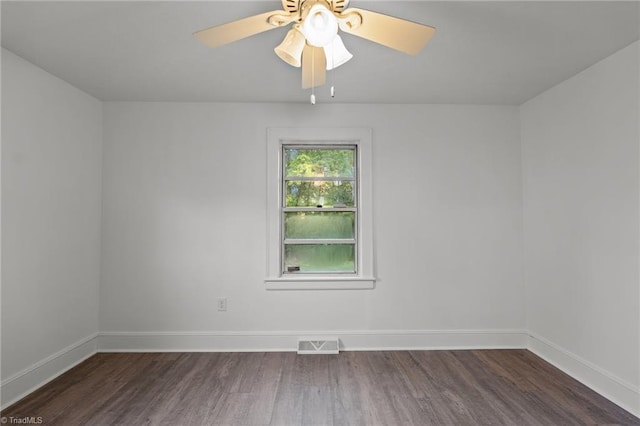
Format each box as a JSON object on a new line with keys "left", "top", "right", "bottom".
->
{"left": 297, "top": 338, "right": 339, "bottom": 355}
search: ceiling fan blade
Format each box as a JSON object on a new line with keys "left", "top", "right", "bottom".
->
{"left": 194, "top": 11, "right": 294, "bottom": 48}
{"left": 302, "top": 45, "right": 326, "bottom": 89}
{"left": 337, "top": 8, "right": 435, "bottom": 55}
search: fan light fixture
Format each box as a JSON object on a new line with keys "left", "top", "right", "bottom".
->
{"left": 276, "top": 4, "right": 352, "bottom": 71}
{"left": 193, "top": 0, "right": 436, "bottom": 99}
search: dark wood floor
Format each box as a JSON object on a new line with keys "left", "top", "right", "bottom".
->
{"left": 2, "top": 350, "right": 638, "bottom": 425}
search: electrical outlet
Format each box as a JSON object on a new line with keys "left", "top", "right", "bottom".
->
{"left": 217, "top": 297, "right": 227, "bottom": 312}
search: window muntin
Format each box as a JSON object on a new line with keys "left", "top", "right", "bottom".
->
{"left": 282, "top": 145, "right": 357, "bottom": 275}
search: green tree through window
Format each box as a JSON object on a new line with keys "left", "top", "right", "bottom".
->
{"left": 282, "top": 146, "right": 357, "bottom": 273}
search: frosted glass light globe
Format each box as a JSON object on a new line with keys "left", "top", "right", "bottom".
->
{"left": 302, "top": 4, "right": 338, "bottom": 47}
{"left": 323, "top": 35, "right": 353, "bottom": 70}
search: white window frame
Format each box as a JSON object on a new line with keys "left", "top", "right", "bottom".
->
{"left": 265, "top": 128, "right": 375, "bottom": 290}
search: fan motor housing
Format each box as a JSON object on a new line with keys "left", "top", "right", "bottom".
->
{"left": 283, "top": 0, "right": 350, "bottom": 14}
{"left": 331, "top": 0, "right": 349, "bottom": 12}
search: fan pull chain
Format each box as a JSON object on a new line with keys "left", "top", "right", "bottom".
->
{"left": 310, "top": 48, "right": 316, "bottom": 105}
{"left": 330, "top": 49, "right": 335, "bottom": 98}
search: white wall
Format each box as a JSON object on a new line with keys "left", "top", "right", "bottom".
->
{"left": 100, "top": 102, "right": 525, "bottom": 348}
{"left": 1, "top": 49, "right": 102, "bottom": 407}
{"left": 521, "top": 41, "right": 639, "bottom": 414}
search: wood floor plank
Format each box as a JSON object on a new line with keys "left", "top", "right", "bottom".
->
{"left": 269, "top": 390, "right": 304, "bottom": 426}
{"left": 209, "top": 392, "right": 254, "bottom": 425}
{"left": 442, "top": 351, "right": 546, "bottom": 425}
{"left": 244, "top": 353, "right": 285, "bottom": 425}
{"left": 482, "top": 349, "right": 640, "bottom": 425}
{"left": 472, "top": 350, "right": 586, "bottom": 425}
{"left": 365, "top": 352, "right": 429, "bottom": 425}
{"left": 406, "top": 351, "right": 482, "bottom": 424}
{"left": 328, "top": 352, "right": 367, "bottom": 426}
{"left": 2, "top": 350, "right": 638, "bottom": 426}
{"left": 301, "top": 386, "right": 333, "bottom": 426}
{"left": 355, "top": 352, "right": 420, "bottom": 425}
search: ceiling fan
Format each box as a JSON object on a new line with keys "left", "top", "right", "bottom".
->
{"left": 194, "top": 0, "right": 435, "bottom": 92}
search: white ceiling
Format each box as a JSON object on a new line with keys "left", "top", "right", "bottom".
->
{"left": 2, "top": 1, "right": 638, "bottom": 105}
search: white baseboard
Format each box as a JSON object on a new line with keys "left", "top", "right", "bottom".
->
{"left": 1, "top": 333, "right": 98, "bottom": 410}
{"left": 98, "top": 329, "right": 528, "bottom": 352}
{"left": 527, "top": 333, "right": 640, "bottom": 418}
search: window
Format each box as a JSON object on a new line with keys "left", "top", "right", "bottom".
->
{"left": 283, "top": 145, "right": 357, "bottom": 274}
{"left": 265, "top": 128, "right": 375, "bottom": 290}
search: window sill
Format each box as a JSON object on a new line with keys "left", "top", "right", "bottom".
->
{"left": 265, "top": 277, "right": 376, "bottom": 290}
